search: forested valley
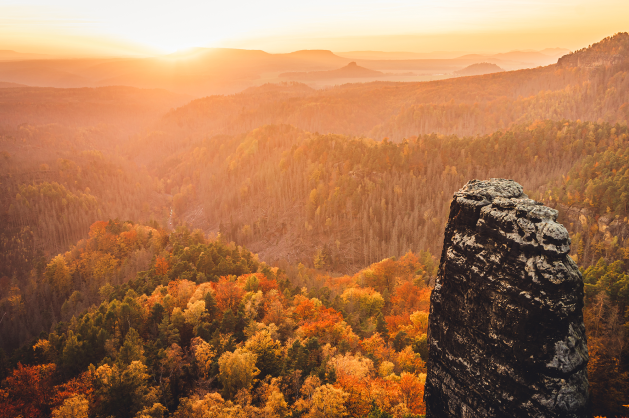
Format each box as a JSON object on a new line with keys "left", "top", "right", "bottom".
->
{"left": 1, "top": 33, "right": 629, "bottom": 417}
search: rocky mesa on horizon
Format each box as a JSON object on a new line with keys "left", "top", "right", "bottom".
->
{"left": 279, "top": 61, "right": 385, "bottom": 81}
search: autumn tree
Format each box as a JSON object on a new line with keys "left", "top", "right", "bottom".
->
{"left": 218, "top": 348, "right": 260, "bottom": 399}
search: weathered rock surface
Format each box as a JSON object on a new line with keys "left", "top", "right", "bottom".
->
{"left": 557, "top": 51, "right": 625, "bottom": 68}
{"left": 557, "top": 33, "right": 628, "bottom": 69}
{"left": 425, "top": 179, "right": 589, "bottom": 418}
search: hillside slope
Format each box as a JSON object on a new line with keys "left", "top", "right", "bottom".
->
{"left": 148, "top": 34, "right": 629, "bottom": 146}
{"left": 0, "top": 86, "right": 188, "bottom": 282}
{"left": 150, "top": 121, "right": 627, "bottom": 275}
{"left": 0, "top": 221, "right": 434, "bottom": 416}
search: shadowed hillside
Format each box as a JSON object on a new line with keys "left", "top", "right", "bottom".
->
{"left": 0, "top": 86, "right": 190, "bottom": 133}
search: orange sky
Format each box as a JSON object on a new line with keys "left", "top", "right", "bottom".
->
{"left": 1, "top": 0, "right": 627, "bottom": 57}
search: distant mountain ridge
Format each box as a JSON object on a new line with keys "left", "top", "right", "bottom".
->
{"left": 279, "top": 62, "right": 384, "bottom": 80}
{"left": 141, "top": 33, "right": 629, "bottom": 150}
{"left": 454, "top": 62, "right": 504, "bottom": 76}
{"left": 0, "top": 45, "right": 571, "bottom": 94}
{"left": 336, "top": 48, "right": 569, "bottom": 62}
{"left": 456, "top": 48, "right": 569, "bottom": 65}
{"left": 336, "top": 51, "right": 467, "bottom": 60}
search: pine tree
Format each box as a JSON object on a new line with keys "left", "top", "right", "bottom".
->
{"left": 158, "top": 316, "right": 180, "bottom": 347}
{"left": 203, "top": 292, "right": 217, "bottom": 317}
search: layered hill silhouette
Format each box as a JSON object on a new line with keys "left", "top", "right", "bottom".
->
{"left": 454, "top": 62, "right": 504, "bottom": 76}
{"left": 136, "top": 33, "right": 629, "bottom": 149}
{"left": 280, "top": 62, "right": 384, "bottom": 80}
{"left": 0, "top": 49, "right": 348, "bottom": 94}
{"left": 457, "top": 50, "right": 567, "bottom": 66}
{"left": 0, "top": 45, "right": 575, "bottom": 95}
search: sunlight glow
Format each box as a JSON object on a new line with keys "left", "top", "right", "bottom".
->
{"left": 0, "top": 0, "right": 627, "bottom": 55}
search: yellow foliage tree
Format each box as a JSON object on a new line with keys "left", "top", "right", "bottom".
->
{"left": 307, "top": 384, "right": 348, "bottom": 418}
{"left": 45, "top": 255, "right": 71, "bottom": 294}
{"left": 51, "top": 394, "right": 89, "bottom": 418}
{"left": 135, "top": 403, "right": 168, "bottom": 418}
{"left": 218, "top": 348, "right": 259, "bottom": 399}
{"left": 191, "top": 337, "right": 216, "bottom": 379}
{"left": 183, "top": 300, "right": 205, "bottom": 328}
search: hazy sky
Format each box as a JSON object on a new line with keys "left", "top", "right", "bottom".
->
{"left": 1, "top": 0, "right": 627, "bottom": 56}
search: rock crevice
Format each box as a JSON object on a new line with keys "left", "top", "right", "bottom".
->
{"left": 425, "top": 179, "right": 588, "bottom": 418}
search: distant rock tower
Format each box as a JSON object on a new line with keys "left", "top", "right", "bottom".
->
{"left": 425, "top": 179, "right": 589, "bottom": 418}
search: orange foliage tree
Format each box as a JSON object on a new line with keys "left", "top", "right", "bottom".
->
{"left": 154, "top": 256, "right": 169, "bottom": 276}
{"left": 0, "top": 363, "right": 57, "bottom": 418}
{"left": 213, "top": 277, "right": 246, "bottom": 313}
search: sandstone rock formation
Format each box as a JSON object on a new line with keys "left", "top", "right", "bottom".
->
{"left": 557, "top": 32, "right": 628, "bottom": 69}
{"left": 557, "top": 51, "right": 625, "bottom": 68}
{"left": 425, "top": 179, "right": 589, "bottom": 418}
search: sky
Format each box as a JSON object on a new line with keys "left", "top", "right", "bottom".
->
{"left": 0, "top": 0, "right": 628, "bottom": 57}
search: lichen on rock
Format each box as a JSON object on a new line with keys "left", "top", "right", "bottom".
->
{"left": 425, "top": 179, "right": 589, "bottom": 418}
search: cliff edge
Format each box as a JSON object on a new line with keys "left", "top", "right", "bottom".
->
{"left": 425, "top": 179, "right": 589, "bottom": 417}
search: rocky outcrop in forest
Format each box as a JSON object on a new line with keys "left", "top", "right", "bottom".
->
{"left": 425, "top": 179, "right": 589, "bottom": 418}
{"left": 557, "top": 51, "right": 625, "bottom": 68}
{"left": 557, "top": 32, "right": 628, "bottom": 68}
